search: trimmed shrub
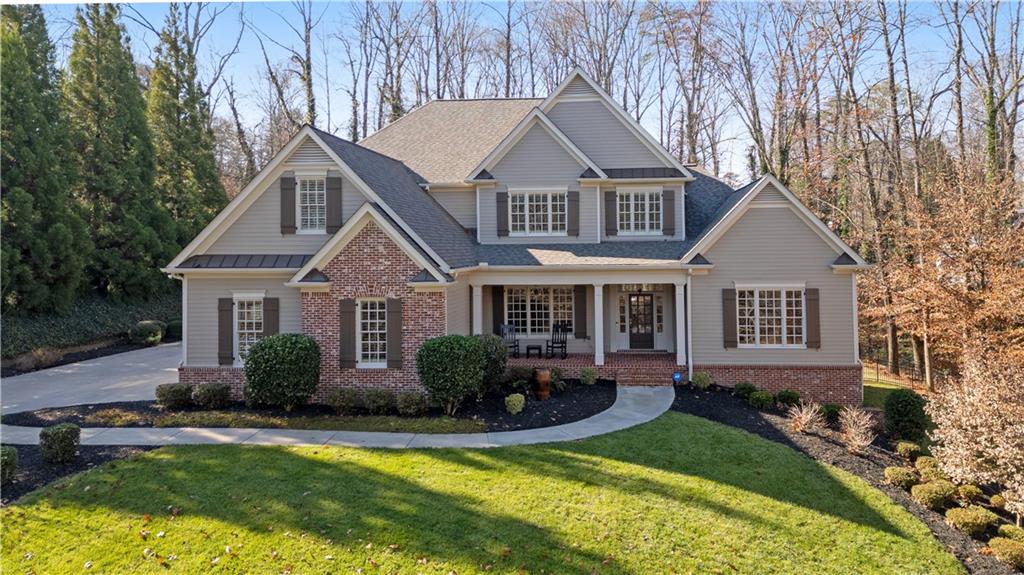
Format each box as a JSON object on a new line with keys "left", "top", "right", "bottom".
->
{"left": 776, "top": 389, "right": 801, "bottom": 407}
{"left": 244, "top": 334, "right": 321, "bottom": 411}
{"left": 155, "top": 383, "right": 193, "bottom": 410}
{"left": 911, "top": 480, "right": 956, "bottom": 511}
{"left": 477, "top": 334, "right": 508, "bottom": 387}
{"left": 1, "top": 446, "right": 17, "bottom": 484}
{"left": 920, "top": 466, "right": 949, "bottom": 483}
{"left": 989, "top": 537, "right": 1024, "bottom": 570}
{"left": 505, "top": 393, "right": 525, "bottom": 415}
{"left": 894, "top": 440, "right": 922, "bottom": 460}
{"left": 945, "top": 506, "right": 999, "bottom": 538}
{"left": 883, "top": 388, "right": 928, "bottom": 441}
{"left": 193, "top": 383, "right": 231, "bottom": 409}
{"left": 326, "top": 388, "right": 361, "bottom": 415}
{"left": 915, "top": 456, "right": 939, "bottom": 472}
{"left": 416, "top": 335, "right": 485, "bottom": 416}
{"left": 130, "top": 320, "right": 165, "bottom": 346}
{"left": 363, "top": 389, "right": 396, "bottom": 415}
{"left": 579, "top": 367, "right": 597, "bottom": 386}
{"left": 990, "top": 493, "right": 1007, "bottom": 510}
{"left": 748, "top": 391, "right": 775, "bottom": 411}
{"left": 691, "top": 372, "right": 712, "bottom": 389}
{"left": 40, "top": 423, "right": 80, "bottom": 463}
{"left": 822, "top": 403, "right": 842, "bottom": 427}
{"left": 884, "top": 467, "right": 919, "bottom": 490}
{"left": 958, "top": 484, "right": 984, "bottom": 503}
{"left": 164, "top": 319, "right": 183, "bottom": 341}
{"left": 396, "top": 392, "right": 428, "bottom": 416}
{"left": 998, "top": 524, "right": 1024, "bottom": 543}
{"left": 733, "top": 382, "right": 757, "bottom": 399}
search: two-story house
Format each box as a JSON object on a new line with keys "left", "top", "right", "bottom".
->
{"left": 164, "top": 69, "right": 869, "bottom": 405}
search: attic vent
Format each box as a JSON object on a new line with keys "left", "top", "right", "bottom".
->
{"left": 473, "top": 169, "right": 494, "bottom": 180}
{"left": 288, "top": 137, "right": 332, "bottom": 165}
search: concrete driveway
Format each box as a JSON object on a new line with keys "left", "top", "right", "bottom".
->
{"left": 1, "top": 343, "right": 181, "bottom": 414}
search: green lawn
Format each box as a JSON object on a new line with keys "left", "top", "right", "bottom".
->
{"left": 863, "top": 380, "right": 901, "bottom": 409}
{"left": 2, "top": 412, "right": 962, "bottom": 574}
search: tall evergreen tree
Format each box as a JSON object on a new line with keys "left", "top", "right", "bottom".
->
{"left": 1, "top": 6, "right": 91, "bottom": 314}
{"left": 146, "top": 4, "right": 226, "bottom": 245}
{"left": 63, "top": 4, "right": 175, "bottom": 299}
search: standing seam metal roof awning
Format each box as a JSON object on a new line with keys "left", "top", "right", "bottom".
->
{"left": 179, "top": 254, "right": 313, "bottom": 269}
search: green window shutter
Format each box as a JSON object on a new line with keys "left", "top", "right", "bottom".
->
{"left": 386, "top": 298, "right": 403, "bottom": 369}
{"left": 722, "top": 289, "right": 737, "bottom": 349}
{"left": 218, "top": 298, "right": 234, "bottom": 365}
{"left": 280, "top": 175, "right": 296, "bottom": 234}
{"left": 339, "top": 299, "right": 356, "bottom": 368}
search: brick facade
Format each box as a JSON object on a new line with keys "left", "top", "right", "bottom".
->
{"left": 693, "top": 363, "right": 863, "bottom": 406}
{"left": 178, "top": 366, "right": 246, "bottom": 398}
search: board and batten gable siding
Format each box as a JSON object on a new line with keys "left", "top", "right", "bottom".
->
{"left": 428, "top": 186, "right": 476, "bottom": 229}
{"left": 479, "top": 123, "right": 599, "bottom": 244}
{"left": 599, "top": 184, "right": 684, "bottom": 241}
{"left": 546, "top": 99, "right": 665, "bottom": 168}
{"left": 206, "top": 168, "right": 368, "bottom": 254}
{"left": 690, "top": 203, "right": 856, "bottom": 365}
{"left": 185, "top": 277, "right": 302, "bottom": 366}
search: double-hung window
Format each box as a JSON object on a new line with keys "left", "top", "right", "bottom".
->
{"left": 233, "top": 293, "right": 265, "bottom": 365}
{"left": 357, "top": 299, "right": 387, "bottom": 367}
{"left": 736, "top": 286, "right": 805, "bottom": 347}
{"left": 505, "top": 286, "right": 574, "bottom": 335}
{"left": 617, "top": 188, "right": 662, "bottom": 234}
{"left": 509, "top": 189, "right": 567, "bottom": 235}
{"left": 297, "top": 177, "right": 326, "bottom": 233}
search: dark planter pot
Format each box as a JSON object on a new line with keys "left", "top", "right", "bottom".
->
{"left": 534, "top": 368, "right": 551, "bottom": 401}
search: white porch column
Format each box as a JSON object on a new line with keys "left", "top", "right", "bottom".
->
{"left": 471, "top": 284, "right": 483, "bottom": 335}
{"left": 675, "top": 282, "right": 686, "bottom": 367}
{"left": 593, "top": 283, "right": 605, "bottom": 366}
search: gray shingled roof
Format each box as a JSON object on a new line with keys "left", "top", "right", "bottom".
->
{"left": 358, "top": 99, "right": 542, "bottom": 183}
{"left": 180, "top": 254, "right": 312, "bottom": 269}
{"left": 311, "top": 127, "right": 479, "bottom": 269}
{"left": 477, "top": 241, "right": 695, "bottom": 266}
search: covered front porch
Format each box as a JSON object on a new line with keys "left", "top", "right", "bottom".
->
{"left": 466, "top": 268, "right": 693, "bottom": 369}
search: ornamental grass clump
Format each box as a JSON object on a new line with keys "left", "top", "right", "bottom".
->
{"left": 839, "top": 407, "right": 876, "bottom": 455}
{"left": 945, "top": 505, "right": 999, "bottom": 538}
{"left": 416, "top": 335, "right": 485, "bottom": 416}
{"left": 884, "top": 467, "right": 919, "bottom": 491}
{"left": 244, "top": 334, "right": 321, "bottom": 411}
{"left": 787, "top": 402, "right": 824, "bottom": 434}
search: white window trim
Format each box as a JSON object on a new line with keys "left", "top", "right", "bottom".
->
{"left": 296, "top": 175, "right": 328, "bottom": 235}
{"left": 735, "top": 284, "right": 807, "bottom": 349}
{"left": 507, "top": 187, "right": 569, "bottom": 237}
{"left": 356, "top": 298, "right": 387, "bottom": 368}
{"left": 616, "top": 186, "right": 663, "bottom": 236}
{"left": 231, "top": 291, "right": 267, "bottom": 367}
{"left": 504, "top": 286, "right": 575, "bottom": 337}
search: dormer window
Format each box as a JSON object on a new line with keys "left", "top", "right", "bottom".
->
{"left": 617, "top": 187, "right": 662, "bottom": 234}
{"left": 297, "top": 177, "right": 326, "bottom": 233}
{"left": 509, "top": 188, "right": 567, "bottom": 236}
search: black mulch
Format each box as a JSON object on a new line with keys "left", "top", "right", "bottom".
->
{"left": 2, "top": 381, "right": 618, "bottom": 434}
{"left": 1, "top": 339, "right": 158, "bottom": 378}
{"left": 671, "top": 384, "right": 1016, "bottom": 575}
{"left": 1, "top": 444, "right": 157, "bottom": 506}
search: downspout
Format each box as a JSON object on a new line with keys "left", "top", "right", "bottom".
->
{"left": 686, "top": 271, "right": 694, "bottom": 378}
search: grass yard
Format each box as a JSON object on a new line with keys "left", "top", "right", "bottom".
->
{"left": 862, "top": 379, "right": 901, "bottom": 409}
{"left": 1, "top": 412, "right": 962, "bottom": 574}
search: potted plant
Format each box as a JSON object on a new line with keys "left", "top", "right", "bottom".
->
{"left": 534, "top": 368, "right": 551, "bottom": 400}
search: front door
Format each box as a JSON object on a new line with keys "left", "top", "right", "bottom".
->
{"left": 628, "top": 294, "right": 654, "bottom": 349}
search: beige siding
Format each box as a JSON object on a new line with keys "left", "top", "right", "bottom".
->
{"left": 446, "top": 277, "right": 471, "bottom": 335}
{"left": 691, "top": 206, "right": 857, "bottom": 365}
{"left": 207, "top": 169, "right": 367, "bottom": 254}
{"left": 185, "top": 277, "right": 302, "bottom": 366}
{"left": 547, "top": 100, "right": 665, "bottom": 168}
{"left": 429, "top": 187, "right": 475, "bottom": 229}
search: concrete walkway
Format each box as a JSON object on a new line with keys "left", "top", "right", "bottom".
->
{"left": 0, "top": 386, "right": 674, "bottom": 449}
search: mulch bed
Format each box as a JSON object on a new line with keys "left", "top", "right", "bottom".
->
{"left": 671, "top": 384, "right": 1017, "bottom": 575}
{"left": 2, "top": 381, "right": 618, "bottom": 434}
{"left": 1, "top": 444, "right": 157, "bottom": 506}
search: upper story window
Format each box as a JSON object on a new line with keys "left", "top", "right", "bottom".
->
{"left": 233, "top": 295, "right": 264, "bottom": 365}
{"left": 297, "top": 177, "right": 326, "bottom": 233}
{"left": 737, "top": 287, "right": 805, "bottom": 348}
{"left": 509, "top": 189, "right": 567, "bottom": 235}
{"left": 617, "top": 189, "right": 662, "bottom": 234}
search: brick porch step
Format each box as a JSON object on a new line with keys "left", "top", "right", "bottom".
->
{"left": 616, "top": 366, "right": 679, "bottom": 387}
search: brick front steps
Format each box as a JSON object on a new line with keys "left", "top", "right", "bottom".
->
{"left": 508, "top": 352, "right": 682, "bottom": 386}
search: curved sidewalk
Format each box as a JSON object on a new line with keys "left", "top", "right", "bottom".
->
{"left": 0, "top": 386, "right": 674, "bottom": 449}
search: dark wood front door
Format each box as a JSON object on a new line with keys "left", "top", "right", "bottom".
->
{"left": 628, "top": 294, "right": 654, "bottom": 349}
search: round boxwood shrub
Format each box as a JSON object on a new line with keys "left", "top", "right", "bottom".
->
{"left": 998, "top": 524, "right": 1024, "bottom": 543}
{"left": 164, "top": 319, "right": 183, "bottom": 341}
{"left": 733, "top": 382, "right": 757, "bottom": 399}
{"left": 914, "top": 456, "right": 939, "bottom": 472}
{"left": 894, "top": 440, "right": 922, "bottom": 461}
{"left": 776, "top": 389, "right": 801, "bottom": 407}
{"left": 1, "top": 446, "right": 17, "bottom": 484}
{"left": 958, "top": 484, "right": 984, "bottom": 503}
{"left": 748, "top": 390, "right": 775, "bottom": 411}
{"left": 990, "top": 493, "right": 1007, "bottom": 510}
{"left": 691, "top": 372, "right": 713, "bottom": 389}
{"left": 40, "top": 423, "right": 80, "bottom": 463}
{"left": 883, "top": 388, "right": 928, "bottom": 441}
{"left": 326, "top": 388, "right": 361, "bottom": 415}
{"left": 363, "top": 389, "right": 396, "bottom": 415}
{"left": 989, "top": 537, "right": 1024, "bottom": 570}
{"left": 416, "top": 335, "right": 484, "bottom": 416}
{"left": 155, "top": 383, "right": 193, "bottom": 410}
{"left": 945, "top": 506, "right": 999, "bottom": 538}
{"left": 911, "top": 479, "right": 956, "bottom": 511}
{"left": 396, "top": 391, "right": 428, "bottom": 416}
{"left": 505, "top": 393, "right": 525, "bottom": 415}
{"left": 884, "top": 466, "right": 919, "bottom": 490}
{"left": 130, "top": 320, "right": 166, "bottom": 346}
{"left": 244, "top": 334, "right": 321, "bottom": 411}
{"left": 193, "top": 383, "right": 231, "bottom": 409}
{"left": 476, "top": 334, "right": 507, "bottom": 388}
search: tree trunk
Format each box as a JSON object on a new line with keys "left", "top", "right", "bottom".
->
{"left": 887, "top": 320, "right": 900, "bottom": 376}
